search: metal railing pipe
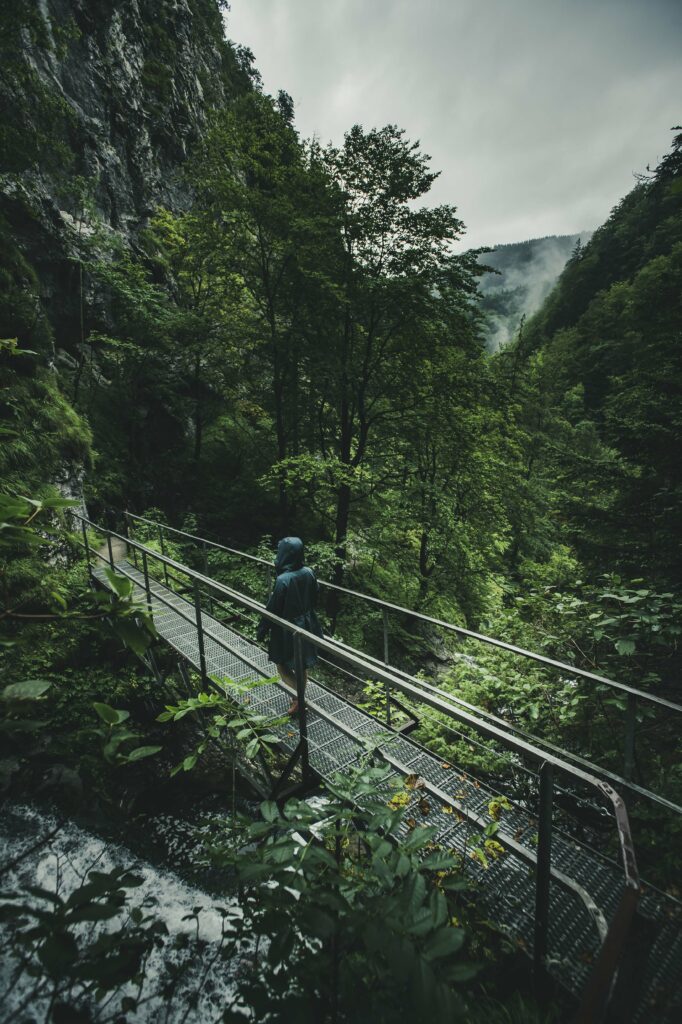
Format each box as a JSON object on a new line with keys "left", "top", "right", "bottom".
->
{"left": 81, "top": 518, "right": 91, "bottom": 567}
{"left": 293, "top": 633, "right": 310, "bottom": 778}
{"left": 534, "top": 762, "right": 554, "bottom": 976}
{"left": 80, "top": 518, "right": 640, "bottom": 842}
{"left": 76, "top": 516, "right": 639, "bottom": 876}
{"left": 76, "top": 515, "right": 643, "bottom": 1016}
{"left": 193, "top": 579, "right": 208, "bottom": 685}
{"left": 624, "top": 693, "right": 637, "bottom": 780}
{"left": 141, "top": 549, "right": 152, "bottom": 614}
{"left": 117, "top": 510, "right": 681, "bottom": 715}
{"left": 158, "top": 525, "right": 169, "bottom": 586}
{"left": 325, "top": 632, "right": 682, "bottom": 815}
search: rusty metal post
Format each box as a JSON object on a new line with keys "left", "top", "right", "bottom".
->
{"left": 141, "top": 549, "right": 153, "bottom": 616}
{"left": 383, "top": 607, "right": 391, "bottom": 727}
{"left": 158, "top": 525, "right": 169, "bottom": 587}
{"left": 624, "top": 693, "right": 637, "bottom": 780}
{"left": 202, "top": 541, "right": 213, "bottom": 615}
{"left": 194, "top": 579, "right": 208, "bottom": 686}
{"left": 81, "top": 519, "right": 91, "bottom": 573}
{"left": 534, "top": 761, "right": 554, "bottom": 979}
{"left": 294, "top": 633, "right": 310, "bottom": 778}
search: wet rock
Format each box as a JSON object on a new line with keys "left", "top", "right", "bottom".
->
{"left": 1, "top": 0, "right": 250, "bottom": 351}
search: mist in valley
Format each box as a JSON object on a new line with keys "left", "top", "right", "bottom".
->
{"left": 477, "top": 232, "right": 592, "bottom": 350}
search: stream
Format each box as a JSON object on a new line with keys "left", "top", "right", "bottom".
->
{"left": 0, "top": 802, "right": 252, "bottom": 1023}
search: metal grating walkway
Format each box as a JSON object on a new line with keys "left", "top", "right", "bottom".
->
{"left": 92, "top": 559, "right": 682, "bottom": 1018}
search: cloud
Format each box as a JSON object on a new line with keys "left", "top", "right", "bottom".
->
{"left": 225, "top": 0, "right": 682, "bottom": 247}
{"left": 479, "top": 234, "right": 592, "bottom": 350}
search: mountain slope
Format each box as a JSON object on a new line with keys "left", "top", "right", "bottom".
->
{"left": 504, "top": 131, "right": 682, "bottom": 587}
{"left": 477, "top": 233, "right": 589, "bottom": 350}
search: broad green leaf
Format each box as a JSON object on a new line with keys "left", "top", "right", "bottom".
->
{"left": 42, "top": 497, "right": 79, "bottom": 510}
{"left": 38, "top": 932, "right": 78, "bottom": 976}
{"left": 105, "top": 568, "right": 134, "bottom": 598}
{"left": 440, "top": 877, "right": 469, "bottom": 892}
{"left": 67, "top": 903, "right": 121, "bottom": 923}
{"left": 0, "top": 495, "right": 32, "bottom": 520}
{"left": 112, "top": 618, "right": 151, "bottom": 656}
{"left": 423, "top": 926, "right": 466, "bottom": 960}
{"left": 125, "top": 745, "right": 162, "bottom": 762}
{"left": 1, "top": 679, "right": 51, "bottom": 701}
{"left": 407, "top": 905, "right": 434, "bottom": 937}
{"left": 25, "top": 885, "right": 64, "bottom": 906}
{"left": 93, "top": 702, "right": 129, "bottom": 725}
{"left": 446, "top": 960, "right": 481, "bottom": 982}
{"left": 261, "top": 801, "right": 279, "bottom": 822}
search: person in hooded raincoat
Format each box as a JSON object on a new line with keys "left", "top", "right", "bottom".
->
{"left": 256, "top": 537, "right": 324, "bottom": 715}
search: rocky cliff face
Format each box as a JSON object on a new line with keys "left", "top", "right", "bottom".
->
{"left": 0, "top": 0, "right": 252, "bottom": 352}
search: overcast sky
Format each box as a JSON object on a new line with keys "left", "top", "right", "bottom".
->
{"left": 224, "top": 0, "right": 681, "bottom": 249}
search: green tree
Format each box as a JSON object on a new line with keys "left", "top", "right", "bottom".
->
{"left": 311, "top": 125, "right": 481, "bottom": 610}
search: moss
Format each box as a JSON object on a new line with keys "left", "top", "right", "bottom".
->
{"left": 0, "top": 1, "right": 75, "bottom": 174}
{"left": 142, "top": 57, "right": 175, "bottom": 105}
{"left": 0, "top": 211, "right": 53, "bottom": 355}
{"left": 0, "top": 362, "right": 92, "bottom": 495}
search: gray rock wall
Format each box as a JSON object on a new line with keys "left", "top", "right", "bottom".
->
{"left": 0, "top": 0, "right": 250, "bottom": 350}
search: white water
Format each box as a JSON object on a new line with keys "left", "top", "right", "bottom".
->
{"left": 0, "top": 804, "right": 250, "bottom": 1023}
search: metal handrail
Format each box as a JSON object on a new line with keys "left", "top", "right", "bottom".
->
{"left": 120, "top": 509, "right": 680, "bottom": 714}
{"left": 76, "top": 511, "right": 640, "bottom": 1013}
{"left": 81, "top": 515, "right": 639, "bottom": 853}
{"left": 327, "top": 631, "right": 682, "bottom": 815}
{"left": 118, "top": 507, "right": 682, "bottom": 807}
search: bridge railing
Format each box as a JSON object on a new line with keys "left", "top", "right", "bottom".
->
{"left": 118, "top": 509, "right": 682, "bottom": 818}
{"left": 76, "top": 512, "right": 639, "bottom": 1022}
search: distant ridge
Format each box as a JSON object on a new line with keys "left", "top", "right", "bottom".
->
{"left": 477, "top": 233, "right": 592, "bottom": 351}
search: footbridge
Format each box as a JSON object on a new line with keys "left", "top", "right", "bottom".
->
{"left": 74, "top": 510, "right": 682, "bottom": 1024}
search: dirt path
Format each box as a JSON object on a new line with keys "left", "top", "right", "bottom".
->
{"left": 96, "top": 536, "right": 128, "bottom": 563}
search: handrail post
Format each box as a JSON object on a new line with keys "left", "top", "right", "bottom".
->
{"left": 294, "top": 633, "right": 310, "bottom": 778}
{"left": 383, "top": 608, "right": 391, "bottom": 727}
{"left": 202, "top": 541, "right": 213, "bottom": 615}
{"left": 158, "top": 525, "right": 169, "bottom": 587}
{"left": 141, "top": 549, "right": 153, "bottom": 615}
{"left": 81, "top": 519, "right": 91, "bottom": 573}
{"left": 128, "top": 514, "right": 138, "bottom": 569}
{"left": 194, "top": 579, "right": 208, "bottom": 686}
{"left": 106, "top": 534, "right": 114, "bottom": 568}
{"left": 534, "top": 761, "right": 554, "bottom": 980}
{"left": 266, "top": 563, "right": 273, "bottom": 597}
{"left": 624, "top": 694, "right": 636, "bottom": 780}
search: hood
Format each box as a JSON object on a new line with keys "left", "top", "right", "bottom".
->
{"left": 275, "top": 536, "right": 304, "bottom": 575}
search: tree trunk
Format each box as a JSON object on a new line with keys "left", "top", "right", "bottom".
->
{"left": 417, "top": 530, "right": 432, "bottom": 607}
{"left": 327, "top": 480, "right": 351, "bottom": 632}
{"left": 193, "top": 349, "right": 204, "bottom": 463}
{"left": 269, "top": 318, "right": 290, "bottom": 526}
{"left": 194, "top": 401, "right": 203, "bottom": 463}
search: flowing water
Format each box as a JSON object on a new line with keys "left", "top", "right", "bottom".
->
{"left": 0, "top": 803, "right": 252, "bottom": 1022}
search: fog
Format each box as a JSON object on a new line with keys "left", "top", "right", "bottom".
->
{"left": 478, "top": 234, "right": 592, "bottom": 350}
{"left": 225, "top": 0, "right": 682, "bottom": 249}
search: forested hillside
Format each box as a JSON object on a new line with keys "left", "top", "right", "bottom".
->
{"left": 507, "top": 139, "right": 682, "bottom": 592}
{"left": 477, "top": 234, "right": 587, "bottom": 351}
{"left": 1, "top": 2, "right": 680, "bottom": 1020}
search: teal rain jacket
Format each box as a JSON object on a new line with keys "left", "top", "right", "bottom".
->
{"left": 256, "top": 537, "right": 324, "bottom": 670}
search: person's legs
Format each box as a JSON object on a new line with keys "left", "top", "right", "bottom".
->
{"left": 276, "top": 663, "right": 307, "bottom": 715}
